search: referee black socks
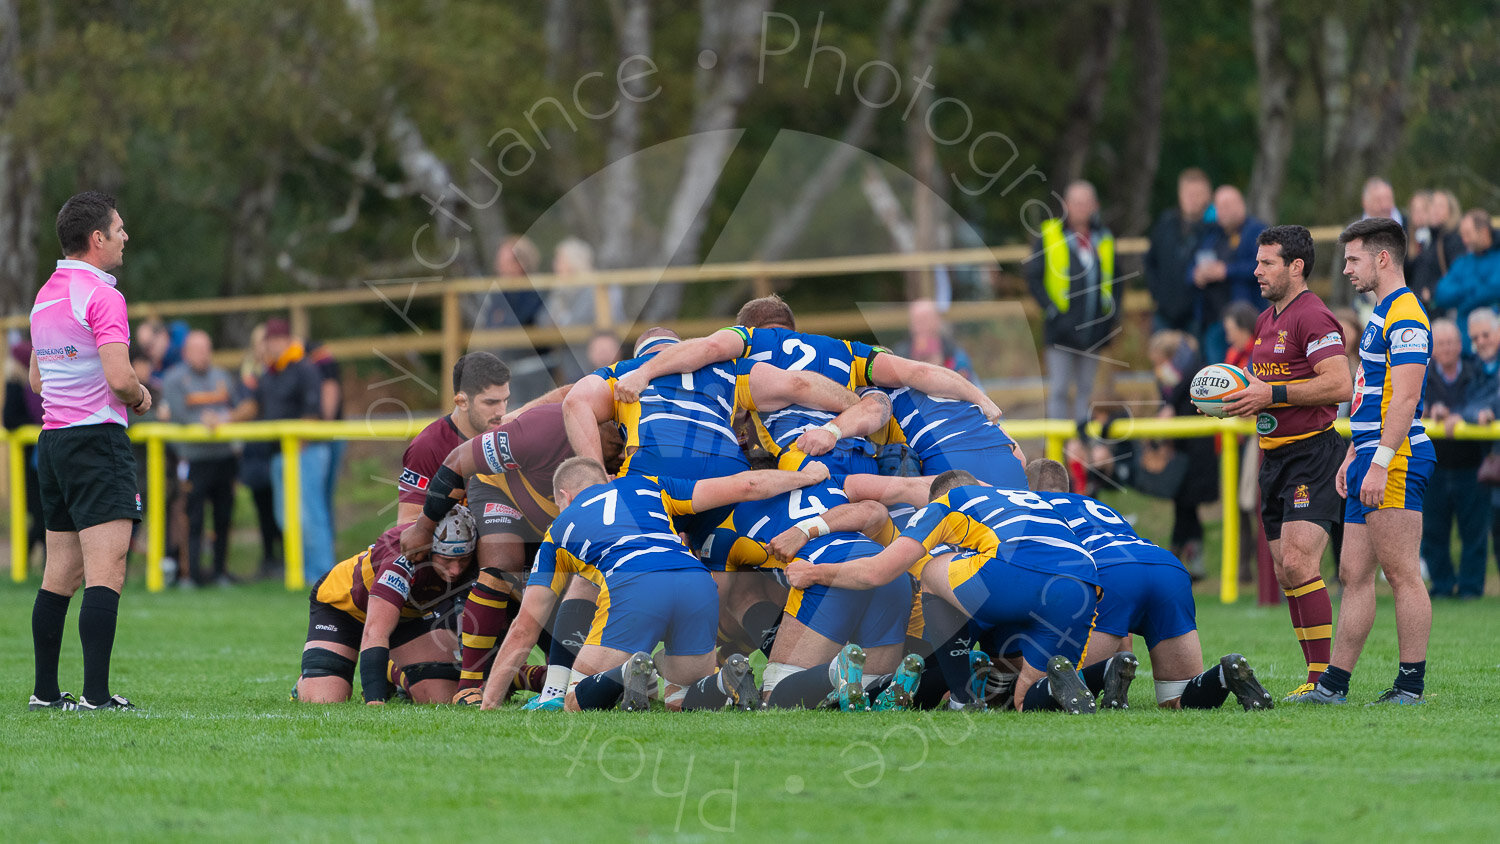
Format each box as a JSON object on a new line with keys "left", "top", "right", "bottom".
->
{"left": 78, "top": 585, "right": 120, "bottom": 704}
{"left": 32, "top": 588, "right": 72, "bottom": 701}
{"left": 1394, "top": 661, "right": 1425, "bottom": 695}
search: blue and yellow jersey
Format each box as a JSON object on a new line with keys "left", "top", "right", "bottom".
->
{"left": 879, "top": 387, "right": 1022, "bottom": 486}
{"left": 1350, "top": 288, "right": 1432, "bottom": 456}
{"left": 1043, "top": 493, "right": 1182, "bottom": 570}
{"left": 593, "top": 354, "right": 756, "bottom": 479}
{"left": 726, "top": 325, "right": 886, "bottom": 471}
{"left": 700, "top": 481, "right": 886, "bottom": 571}
{"left": 899, "top": 485, "right": 1099, "bottom": 584}
{"left": 529, "top": 475, "right": 703, "bottom": 593}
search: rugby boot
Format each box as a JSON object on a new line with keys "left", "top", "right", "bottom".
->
{"left": 963, "top": 649, "right": 992, "bottom": 711}
{"left": 720, "top": 654, "right": 760, "bottom": 711}
{"left": 1282, "top": 682, "right": 1317, "bottom": 702}
{"left": 1286, "top": 683, "right": 1346, "bottom": 705}
{"left": 522, "top": 695, "right": 564, "bottom": 711}
{"left": 28, "top": 691, "right": 79, "bottom": 711}
{"left": 1367, "top": 687, "right": 1423, "bottom": 706}
{"left": 1220, "top": 654, "right": 1274, "bottom": 711}
{"left": 619, "top": 651, "right": 658, "bottom": 712}
{"left": 1046, "top": 656, "right": 1097, "bottom": 714}
{"left": 1098, "top": 653, "right": 1138, "bottom": 710}
{"left": 831, "top": 644, "right": 866, "bottom": 711}
{"left": 77, "top": 694, "right": 136, "bottom": 711}
{"left": 872, "top": 653, "right": 924, "bottom": 711}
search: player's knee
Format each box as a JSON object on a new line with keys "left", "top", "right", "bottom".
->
{"left": 301, "top": 647, "right": 356, "bottom": 684}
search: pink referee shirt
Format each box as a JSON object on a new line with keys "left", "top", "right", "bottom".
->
{"left": 30, "top": 259, "right": 132, "bottom": 429}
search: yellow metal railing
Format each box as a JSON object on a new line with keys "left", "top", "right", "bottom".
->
{"left": 7, "top": 415, "right": 1492, "bottom": 603}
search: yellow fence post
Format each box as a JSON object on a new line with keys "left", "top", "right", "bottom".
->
{"left": 442, "top": 289, "right": 461, "bottom": 413}
{"left": 1045, "top": 433, "right": 1065, "bottom": 463}
{"left": 146, "top": 434, "right": 166, "bottom": 592}
{"left": 1219, "top": 429, "right": 1239, "bottom": 604}
{"left": 10, "top": 435, "right": 26, "bottom": 582}
{"left": 282, "top": 434, "right": 305, "bottom": 591}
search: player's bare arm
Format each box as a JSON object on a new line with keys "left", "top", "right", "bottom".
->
{"left": 561, "top": 374, "right": 614, "bottom": 463}
{"left": 1226, "top": 356, "right": 1352, "bottom": 417}
{"left": 842, "top": 473, "right": 932, "bottom": 508}
{"left": 767, "top": 499, "right": 890, "bottom": 563}
{"left": 869, "top": 352, "right": 1001, "bottom": 421}
{"left": 792, "top": 388, "right": 893, "bottom": 456}
{"left": 480, "top": 584, "right": 559, "bottom": 710}
{"left": 689, "top": 464, "right": 830, "bottom": 512}
{"left": 615, "top": 329, "right": 745, "bottom": 402}
{"left": 28, "top": 350, "right": 41, "bottom": 394}
{"left": 785, "top": 536, "right": 925, "bottom": 590}
{"left": 1359, "top": 362, "right": 1425, "bottom": 508}
{"left": 747, "top": 362, "right": 858, "bottom": 415}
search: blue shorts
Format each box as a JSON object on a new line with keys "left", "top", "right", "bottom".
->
{"left": 585, "top": 569, "right": 718, "bottom": 656}
{"left": 1343, "top": 448, "right": 1435, "bottom": 525}
{"left": 920, "top": 448, "right": 1027, "bottom": 490}
{"left": 1092, "top": 562, "right": 1197, "bottom": 649}
{"left": 947, "top": 556, "right": 1098, "bottom": 670}
{"left": 786, "top": 575, "right": 912, "bottom": 649}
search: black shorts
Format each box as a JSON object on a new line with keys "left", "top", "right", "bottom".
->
{"left": 1258, "top": 427, "right": 1345, "bottom": 541}
{"left": 467, "top": 477, "right": 544, "bottom": 549}
{"left": 304, "top": 590, "right": 456, "bottom": 654}
{"left": 36, "top": 423, "right": 141, "bottom": 533}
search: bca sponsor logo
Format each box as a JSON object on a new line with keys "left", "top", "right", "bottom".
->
{"left": 398, "top": 468, "right": 429, "bottom": 491}
{"left": 377, "top": 570, "right": 411, "bottom": 598}
{"left": 484, "top": 502, "right": 522, "bottom": 520}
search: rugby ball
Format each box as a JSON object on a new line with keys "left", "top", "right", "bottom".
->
{"left": 1189, "top": 363, "right": 1250, "bottom": 417}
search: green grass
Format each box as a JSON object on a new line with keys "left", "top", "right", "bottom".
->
{"left": 2, "top": 578, "right": 1498, "bottom": 842}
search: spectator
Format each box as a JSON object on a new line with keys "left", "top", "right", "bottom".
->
{"left": 1147, "top": 329, "right": 1216, "bottom": 579}
{"left": 306, "top": 339, "right": 345, "bottom": 546}
{"left": 163, "top": 330, "right": 240, "bottom": 587}
{"left": 1222, "top": 301, "right": 1259, "bottom": 370}
{"left": 1421, "top": 319, "right": 1494, "bottom": 600}
{"left": 1025, "top": 180, "right": 1117, "bottom": 424}
{"left": 1410, "top": 189, "right": 1466, "bottom": 308}
{"left": 478, "top": 235, "right": 544, "bottom": 329}
{"left": 540, "top": 238, "right": 624, "bottom": 384}
{"left": 1191, "top": 185, "right": 1268, "bottom": 363}
{"left": 1360, "top": 176, "right": 1405, "bottom": 227}
{"left": 1332, "top": 307, "right": 1365, "bottom": 419}
{"left": 220, "top": 317, "right": 334, "bottom": 581}
{"left": 134, "top": 318, "right": 170, "bottom": 380}
{"left": 586, "top": 331, "right": 623, "bottom": 371}
{"left": 3, "top": 338, "right": 45, "bottom": 570}
{"left": 1144, "top": 167, "right": 1213, "bottom": 334}
{"left": 1433, "top": 209, "right": 1500, "bottom": 354}
{"left": 892, "top": 298, "right": 979, "bottom": 384}
{"left": 236, "top": 323, "right": 282, "bottom": 580}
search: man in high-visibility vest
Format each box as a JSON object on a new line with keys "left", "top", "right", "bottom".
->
{"left": 1024, "top": 180, "right": 1117, "bottom": 427}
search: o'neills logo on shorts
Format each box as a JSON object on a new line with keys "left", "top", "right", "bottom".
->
{"left": 1256, "top": 413, "right": 1277, "bottom": 435}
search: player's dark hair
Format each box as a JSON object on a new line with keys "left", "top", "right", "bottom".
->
{"left": 1256, "top": 225, "right": 1315, "bottom": 277}
{"left": 1339, "top": 217, "right": 1407, "bottom": 268}
{"left": 56, "top": 191, "right": 117, "bottom": 257}
{"left": 553, "top": 456, "right": 608, "bottom": 496}
{"left": 1024, "top": 459, "right": 1070, "bottom": 494}
{"left": 736, "top": 295, "right": 796, "bottom": 330}
{"left": 929, "top": 469, "right": 979, "bottom": 500}
{"left": 452, "top": 352, "right": 511, "bottom": 395}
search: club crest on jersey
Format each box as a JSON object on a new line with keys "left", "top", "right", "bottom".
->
{"left": 1361, "top": 324, "right": 1379, "bottom": 351}
{"left": 398, "top": 468, "right": 429, "bottom": 491}
{"left": 1293, "top": 484, "right": 1310, "bottom": 509}
{"left": 1273, "top": 330, "right": 1287, "bottom": 354}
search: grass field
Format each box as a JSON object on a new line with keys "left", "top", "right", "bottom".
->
{"left": 3, "top": 575, "right": 1498, "bottom": 842}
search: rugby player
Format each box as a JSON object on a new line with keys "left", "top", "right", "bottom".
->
{"left": 1222, "top": 225, "right": 1353, "bottom": 699}
{"left": 294, "top": 507, "right": 478, "bottom": 705}
{"left": 787, "top": 470, "right": 1101, "bottom": 714}
{"left": 479, "top": 458, "right": 830, "bottom": 711}
{"left": 395, "top": 352, "right": 512, "bottom": 525}
{"left": 1298, "top": 218, "right": 1434, "bottom": 705}
{"left": 880, "top": 386, "right": 1026, "bottom": 489}
{"left": 1027, "top": 459, "right": 1274, "bottom": 711}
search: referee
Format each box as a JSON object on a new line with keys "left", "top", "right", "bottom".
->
{"left": 27, "top": 192, "right": 151, "bottom": 711}
{"left": 1222, "top": 225, "right": 1353, "bottom": 700}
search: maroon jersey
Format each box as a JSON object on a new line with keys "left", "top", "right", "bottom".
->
{"left": 399, "top": 416, "right": 467, "bottom": 507}
{"left": 469, "top": 402, "right": 571, "bottom": 533}
{"left": 316, "top": 524, "right": 475, "bottom": 621}
{"left": 1249, "top": 290, "right": 1345, "bottom": 449}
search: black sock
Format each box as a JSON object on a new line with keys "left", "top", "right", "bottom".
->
{"left": 1179, "top": 665, "right": 1231, "bottom": 709}
{"left": 32, "top": 589, "right": 71, "bottom": 700}
{"left": 1023, "top": 678, "right": 1059, "bottom": 711}
{"left": 905, "top": 634, "right": 932, "bottom": 659}
{"left": 573, "top": 666, "right": 625, "bottom": 710}
{"left": 681, "top": 672, "right": 732, "bottom": 710}
{"left": 766, "top": 665, "right": 836, "bottom": 709}
{"left": 913, "top": 655, "right": 949, "bottom": 709}
{"left": 923, "top": 594, "right": 978, "bottom": 704}
{"left": 1079, "top": 658, "right": 1111, "bottom": 695}
{"left": 78, "top": 586, "right": 120, "bottom": 703}
{"left": 1395, "top": 661, "right": 1425, "bottom": 694}
{"left": 547, "top": 599, "right": 595, "bottom": 671}
{"left": 1320, "top": 665, "right": 1352, "bottom": 695}
{"left": 738, "top": 601, "right": 782, "bottom": 656}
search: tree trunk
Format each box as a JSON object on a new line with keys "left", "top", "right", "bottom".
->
{"left": 1051, "top": 0, "right": 1129, "bottom": 188}
{"left": 903, "top": 0, "right": 960, "bottom": 300}
{"left": 595, "top": 0, "right": 651, "bottom": 277}
{"left": 1110, "top": 0, "right": 1166, "bottom": 237}
{"left": 220, "top": 162, "right": 281, "bottom": 346}
{"left": 0, "top": 0, "right": 40, "bottom": 315}
{"left": 1248, "top": 0, "right": 1294, "bottom": 224}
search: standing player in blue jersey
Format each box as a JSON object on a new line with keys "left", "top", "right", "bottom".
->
{"left": 478, "top": 457, "right": 828, "bottom": 711}
{"left": 786, "top": 470, "right": 1101, "bottom": 713}
{"left": 1026, "top": 459, "right": 1274, "bottom": 712}
{"left": 1297, "top": 219, "right": 1434, "bottom": 705}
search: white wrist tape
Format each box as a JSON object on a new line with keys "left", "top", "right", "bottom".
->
{"left": 818, "top": 421, "right": 843, "bottom": 440}
{"left": 795, "top": 515, "right": 831, "bottom": 539}
{"left": 1372, "top": 445, "right": 1396, "bottom": 468}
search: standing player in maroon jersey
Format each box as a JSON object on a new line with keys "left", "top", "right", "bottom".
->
{"left": 1222, "top": 225, "right": 1354, "bottom": 699}
{"left": 395, "top": 353, "right": 512, "bottom": 526}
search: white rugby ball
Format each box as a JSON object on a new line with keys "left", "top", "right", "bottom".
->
{"left": 1189, "top": 363, "right": 1250, "bottom": 417}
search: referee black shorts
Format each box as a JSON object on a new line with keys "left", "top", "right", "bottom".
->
{"left": 1258, "top": 427, "right": 1345, "bottom": 541}
{"left": 36, "top": 423, "right": 141, "bottom": 533}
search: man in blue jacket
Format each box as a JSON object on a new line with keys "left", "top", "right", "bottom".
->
{"left": 1433, "top": 209, "right": 1500, "bottom": 354}
{"left": 1190, "top": 185, "right": 1268, "bottom": 363}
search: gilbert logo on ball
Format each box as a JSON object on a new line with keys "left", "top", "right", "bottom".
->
{"left": 1189, "top": 363, "right": 1250, "bottom": 418}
